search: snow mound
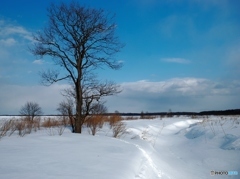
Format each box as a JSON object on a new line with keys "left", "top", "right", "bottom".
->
{"left": 221, "top": 134, "right": 240, "bottom": 150}
{"left": 184, "top": 127, "right": 205, "bottom": 139}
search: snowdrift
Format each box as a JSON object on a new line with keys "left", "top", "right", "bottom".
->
{"left": 0, "top": 116, "right": 239, "bottom": 179}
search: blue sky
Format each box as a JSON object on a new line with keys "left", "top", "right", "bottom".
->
{"left": 0, "top": 0, "right": 240, "bottom": 114}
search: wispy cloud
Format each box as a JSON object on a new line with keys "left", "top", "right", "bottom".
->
{"left": 0, "top": 18, "right": 36, "bottom": 82}
{"left": 161, "top": 58, "right": 191, "bottom": 64}
{"left": 0, "top": 19, "right": 33, "bottom": 42}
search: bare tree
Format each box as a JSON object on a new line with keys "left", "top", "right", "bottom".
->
{"left": 30, "top": 1, "right": 123, "bottom": 133}
{"left": 57, "top": 98, "right": 75, "bottom": 132}
{"left": 19, "top": 102, "right": 43, "bottom": 121}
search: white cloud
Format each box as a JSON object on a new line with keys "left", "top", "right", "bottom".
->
{"left": 0, "top": 84, "right": 69, "bottom": 115}
{"left": 120, "top": 78, "right": 230, "bottom": 96}
{"left": 1, "top": 78, "right": 239, "bottom": 114}
{"left": 161, "top": 58, "right": 191, "bottom": 64}
{"left": 33, "top": 59, "right": 44, "bottom": 65}
{"left": 105, "top": 78, "right": 240, "bottom": 113}
{"left": 117, "top": 60, "right": 125, "bottom": 64}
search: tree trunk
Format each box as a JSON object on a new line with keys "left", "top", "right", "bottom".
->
{"left": 74, "top": 77, "right": 83, "bottom": 133}
{"left": 75, "top": 115, "right": 82, "bottom": 133}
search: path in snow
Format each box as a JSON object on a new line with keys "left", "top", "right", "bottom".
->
{"left": 118, "top": 138, "right": 163, "bottom": 179}
{"left": 122, "top": 118, "right": 204, "bottom": 179}
{"left": 134, "top": 144, "right": 162, "bottom": 179}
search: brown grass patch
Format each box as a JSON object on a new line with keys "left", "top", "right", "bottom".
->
{"left": 86, "top": 115, "right": 107, "bottom": 136}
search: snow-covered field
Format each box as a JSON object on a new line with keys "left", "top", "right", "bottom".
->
{"left": 0, "top": 116, "right": 239, "bottom": 179}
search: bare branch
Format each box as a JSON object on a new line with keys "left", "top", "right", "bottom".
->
{"left": 39, "top": 69, "right": 71, "bottom": 86}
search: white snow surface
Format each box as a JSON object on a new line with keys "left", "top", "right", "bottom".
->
{"left": 0, "top": 116, "right": 239, "bottom": 179}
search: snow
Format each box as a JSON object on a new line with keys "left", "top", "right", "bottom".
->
{"left": 0, "top": 116, "right": 239, "bottom": 179}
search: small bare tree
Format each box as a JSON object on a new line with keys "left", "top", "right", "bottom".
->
{"left": 19, "top": 102, "right": 43, "bottom": 121}
{"left": 30, "top": 1, "right": 123, "bottom": 133}
{"left": 57, "top": 98, "right": 75, "bottom": 132}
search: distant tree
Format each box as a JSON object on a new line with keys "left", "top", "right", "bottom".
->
{"left": 114, "top": 110, "right": 120, "bottom": 114}
{"left": 30, "top": 1, "right": 123, "bottom": 133}
{"left": 167, "top": 109, "right": 173, "bottom": 117}
{"left": 19, "top": 102, "right": 43, "bottom": 121}
{"left": 140, "top": 111, "right": 144, "bottom": 119}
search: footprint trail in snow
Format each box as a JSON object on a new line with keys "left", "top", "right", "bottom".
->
{"left": 134, "top": 144, "right": 162, "bottom": 179}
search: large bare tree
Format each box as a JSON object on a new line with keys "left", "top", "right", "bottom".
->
{"left": 31, "top": 1, "right": 123, "bottom": 133}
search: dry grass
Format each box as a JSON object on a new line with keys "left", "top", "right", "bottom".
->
{"left": 143, "top": 115, "right": 158, "bottom": 119}
{"left": 0, "top": 116, "right": 68, "bottom": 138}
{"left": 60, "top": 116, "right": 71, "bottom": 127}
{"left": 42, "top": 117, "right": 61, "bottom": 128}
{"left": 107, "top": 114, "right": 123, "bottom": 128}
{"left": 0, "top": 117, "right": 42, "bottom": 138}
{"left": 0, "top": 119, "right": 14, "bottom": 138}
{"left": 124, "top": 116, "right": 139, "bottom": 120}
{"left": 86, "top": 115, "right": 107, "bottom": 136}
{"left": 42, "top": 117, "right": 68, "bottom": 136}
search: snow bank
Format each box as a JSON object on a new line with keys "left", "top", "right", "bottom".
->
{"left": 0, "top": 116, "right": 239, "bottom": 179}
{"left": 0, "top": 130, "right": 141, "bottom": 179}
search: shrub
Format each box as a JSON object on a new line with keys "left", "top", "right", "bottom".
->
{"left": 32, "top": 117, "right": 41, "bottom": 131}
{"left": 0, "top": 117, "right": 43, "bottom": 138}
{"left": 56, "top": 125, "right": 65, "bottom": 136}
{"left": 15, "top": 119, "right": 27, "bottom": 137}
{"left": 86, "top": 115, "right": 106, "bottom": 136}
{"left": 0, "top": 119, "right": 14, "bottom": 139}
{"left": 112, "top": 121, "right": 127, "bottom": 138}
{"left": 60, "top": 116, "right": 70, "bottom": 127}
{"left": 108, "top": 114, "right": 123, "bottom": 128}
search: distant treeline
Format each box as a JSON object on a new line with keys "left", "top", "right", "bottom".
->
{"left": 113, "top": 109, "right": 240, "bottom": 116}
{"left": 1, "top": 109, "right": 240, "bottom": 116}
